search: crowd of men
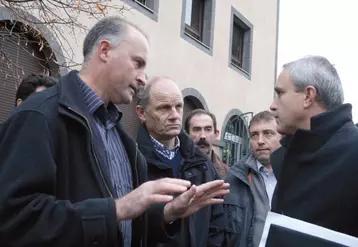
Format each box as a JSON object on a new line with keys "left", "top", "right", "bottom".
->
{"left": 0, "top": 16, "right": 358, "bottom": 247}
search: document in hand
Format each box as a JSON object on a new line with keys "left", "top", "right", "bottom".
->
{"left": 259, "top": 212, "right": 358, "bottom": 247}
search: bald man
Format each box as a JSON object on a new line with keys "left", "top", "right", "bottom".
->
{"left": 136, "top": 76, "right": 228, "bottom": 247}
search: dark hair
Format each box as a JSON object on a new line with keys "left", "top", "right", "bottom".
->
{"left": 184, "top": 109, "right": 218, "bottom": 133}
{"left": 15, "top": 73, "right": 57, "bottom": 105}
{"left": 248, "top": 111, "right": 275, "bottom": 130}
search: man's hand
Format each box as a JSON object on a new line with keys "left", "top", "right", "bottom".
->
{"left": 115, "top": 178, "right": 191, "bottom": 221}
{"left": 163, "top": 180, "right": 230, "bottom": 223}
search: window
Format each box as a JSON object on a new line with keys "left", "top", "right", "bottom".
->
{"left": 123, "top": 0, "right": 159, "bottom": 22}
{"left": 134, "top": 0, "right": 155, "bottom": 10}
{"left": 229, "top": 7, "right": 253, "bottom": 79}
{"left": 222, "top": 113, "right": 252, "bottom": 166}
{"left": 184, "top": 0, "right": 205, "bottom": 41}
{"left": 181, "top": 0, "right": 215, "bottom": 55}
{"left": 231, "top": 22, "right": 245, "bottom": 68}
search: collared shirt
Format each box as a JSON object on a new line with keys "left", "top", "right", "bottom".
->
{"left": 150, "top": 135, "right": 180, "bottom": 160}
{"left": 257, "top": 160, "right": 277, "bottom": 207}
{"left": 78, "top": 74, "right": 133, "bottom": 247}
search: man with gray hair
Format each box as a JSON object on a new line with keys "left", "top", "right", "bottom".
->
{"left": 270, "top": 55, "right": 358, "bottom": 237}
{"left": 0, "top": 17, "right": 208, "bottom": 247}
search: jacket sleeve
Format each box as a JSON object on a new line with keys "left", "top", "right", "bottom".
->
{"left": 0, "top": 110, "right": 118, "bottom": 247}
{"left": 207, "top": 161, "right": 225, "bottom": 247}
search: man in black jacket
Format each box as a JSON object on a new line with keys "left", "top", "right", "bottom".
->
{"left": 0, "top": 16, "right": 208, "bottom": 247}
{"left": 223, "top": 111, "right": 281, "bottom": 247}
{"left": 270, "top": 55, "right": 358, "bottom": 237}
{"left": 135, "top": 76, "right": 229, "bottom": 247}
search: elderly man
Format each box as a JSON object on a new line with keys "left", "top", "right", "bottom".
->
{"left": 136, "top": 76, "right": 229, "bottom": 247}
{"left": 223, "top": 111, "right": 282, "bottom": 247}
{"left": 184, "top": 109, "right": 229, "bottom": 178}
{"left": 0, "top": 17, "right": 215, "bottom": 247}
{"left": 270, "top": 55, "right": 358, "bottom": 237}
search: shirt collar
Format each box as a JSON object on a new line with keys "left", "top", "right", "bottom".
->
{"left": 77, "top": 73, "right": 121, "bottom": 127}
{"left": 150, "top": 135, "right": 180, "bottom": 160}
{"left": 257, "top": 160, "right": 272, "bottom": 175}
{"left": 257, "top": 160, "right": 266, "bottom": 172}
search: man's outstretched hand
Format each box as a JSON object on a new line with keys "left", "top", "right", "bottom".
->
{"left": 163, "top": 180, "right": 230, "bottom": 223}
{"left": 115, "top": 178, "right": 191, "bottom": 221}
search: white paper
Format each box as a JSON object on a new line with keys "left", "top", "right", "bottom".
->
{"left": 259, "top": 212, "right": 358, "bottom": 247}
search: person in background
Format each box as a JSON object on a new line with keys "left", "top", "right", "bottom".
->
{"left": 184, "top": 109, "right": 229, "bottom": 178}
{"left": 270, "top": 55, "right": 358, "bottom": 237}
{"left": 223, "top": 110, "right": 281, "bottom": 247}
{"left": 0, "top": 73, "right": 56, "bottom": 130}
{"left": 15, "top": 73, "right": 57, "bottom": 106}
{"left": 136, "top": 76, "right": 229, "bottom": 247}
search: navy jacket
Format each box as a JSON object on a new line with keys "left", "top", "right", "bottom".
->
{"left": 137, "top": 125, "right": 225, "bottom": 247}
{"left": 0, "top": 71, "right": 164, "bottom": 247}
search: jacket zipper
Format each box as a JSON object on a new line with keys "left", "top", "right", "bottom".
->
{"left": 245, "top": 163, "right": 270, "bottom": 205}
{"left": 67, "top": 106, "right": 114, "bottom": 198}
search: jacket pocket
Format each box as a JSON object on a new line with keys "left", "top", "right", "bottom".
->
{"left": 223, "top": 204, "right": 246, "bottom": 247}
{"left": 82, "top": 215, "right": 107, "bottom": 247}
{"left": 224, "top": 204, "right": 244, "bottom": 234}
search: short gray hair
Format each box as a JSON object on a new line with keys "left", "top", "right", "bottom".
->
{"left": 83, "top": 16, "right": 146, "bottom": 63}
{"left": 283, "top": 55, "right": 344, "bottom": 110}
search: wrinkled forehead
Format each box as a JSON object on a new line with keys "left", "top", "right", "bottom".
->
{"left": 148, "top": 80, "right": 183, "bottom": 105}
{"left": 150, "top": 90, "right": 183, "bottom": 105}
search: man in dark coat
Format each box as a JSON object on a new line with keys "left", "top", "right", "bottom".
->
{"left": 184, "top": 109, "right": 229, "bottom": 178}
{"left": 223, "top": 111, "right": 282, "bottom": 247}
{"left": 0, "top": 17, "right": 207, "bottom": 247}
{"left": 135, "top": 76, "right": 229, "bottom": 247}
{"left": 270, "top": 55, "right": 358, "bottom": 237}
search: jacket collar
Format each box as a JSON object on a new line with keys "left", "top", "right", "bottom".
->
{"left": 57, "top": 70, "right": 92, "bottom": 120}
{"left": 310, "top": 103, "right": 353, "bottom": 134}
{"left": 136, "top": 124, "right": 207, "bottom": 167}
{"left": 273, "top": 104, "right": 353, "bottom": 184}
{"left": 229, "top": 153, "right": 257, "bottom": 184}
{"left": 283, "top": 104, "right": 352, "bottom": 151}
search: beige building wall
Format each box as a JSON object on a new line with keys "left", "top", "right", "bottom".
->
{"left": 0, "top": 0, "right": 279, "bottom": 163}
{"left": 116, "top": 0, "right": 279, "bottom": 130}
{"left": 10, "top": 0, "right": 278, "bottom": 128}
{"left": 50, "top": 0, "right": 278, "bottom": 129}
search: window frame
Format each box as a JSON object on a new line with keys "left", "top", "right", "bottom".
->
{"left": 229, "top": 6, "right": 253, "bottom": 80}
{"left": 180, "top": 0, "right": 216, "bottom": 56}
{"left": 122, "top": 0, "right": 159, "bottom": 22}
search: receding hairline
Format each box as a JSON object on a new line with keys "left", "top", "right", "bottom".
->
{"left": 147, "top": 76, "right": 180, "bottom": 95}
{"left": 120, "top": 22, "right": 149, "bottom": 44}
